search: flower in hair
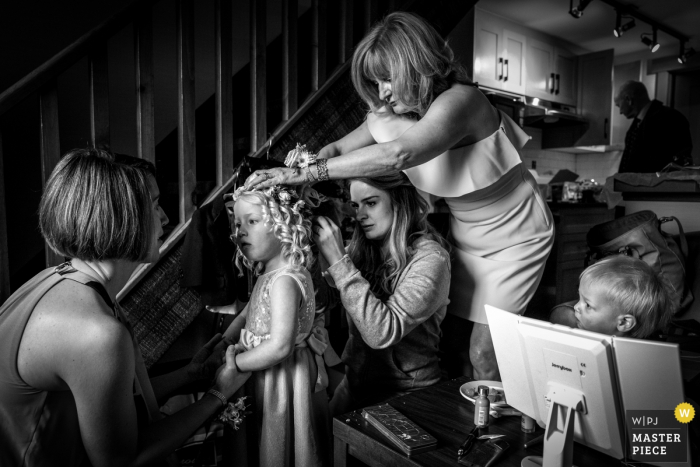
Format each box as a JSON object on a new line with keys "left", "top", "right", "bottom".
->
{"left": 219, "top": 396, "right": 251, "bottom": 430}
{"left": 284, "top": 143, "right": 317, "bottom": 169}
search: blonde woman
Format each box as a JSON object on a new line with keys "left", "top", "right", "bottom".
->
{"left": 246, "top": 12, "right": 554, "bottom": 380}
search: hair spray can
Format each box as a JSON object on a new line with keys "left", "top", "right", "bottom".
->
{"left": 521, "top": 414, "right": 536, "bottom": 433}
{"left": 474, "top": 385, "right": 490, "bottom": 427}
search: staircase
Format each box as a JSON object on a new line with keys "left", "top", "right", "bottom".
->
{"left": 0, "top": 0, "right": 475, "bottom": 366}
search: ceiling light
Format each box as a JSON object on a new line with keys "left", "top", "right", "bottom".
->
{"left": 613, "top": 12, "right": 635, "bottom": 38}
{"left": 569, "top": 0, "right": 592, "bottom": 19}
{"left": 678, "top": 42, "right": 696, "bottom": 64}
{"left": 641, "top": 28, "right": 660, "bottom": 53}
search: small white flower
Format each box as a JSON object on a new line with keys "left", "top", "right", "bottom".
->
{"left": 278, "top": 190, "right": 293, "bottom": 204}
{"left": 284, "top": 143, "right": 316, "bottom": 169}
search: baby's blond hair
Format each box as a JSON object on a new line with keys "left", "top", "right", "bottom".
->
{"left": 580, "top": 255, "right": 673, "bottom": 338}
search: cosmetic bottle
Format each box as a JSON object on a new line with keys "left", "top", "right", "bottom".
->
{"left": 474, "top": 385, "right": 490, "bottom": 427}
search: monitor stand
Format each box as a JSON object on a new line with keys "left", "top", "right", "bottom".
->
{"left": 522, "top": 384, "right": 586, "bottom": 467}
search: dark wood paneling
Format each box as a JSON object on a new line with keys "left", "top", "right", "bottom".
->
{"left": 250, "top": 0, "right": 267, "bottom": 151}
{"left": 177, "top": 0, "right": 196, "bottom": 223}
{"left": 282, "top": 0, "right": 298, "bottom": 120}
{"left": 215, "top": 0, "right": 234, "bottom": 184}
{"left": 89, "top": 43, "right": 110, "bottom": 149}
{"left": 0, "top": 132, "right": 10, "bottom": 303}
{"left": 135, "top": 9, "right": 156, "bottom": 164}
{"left": 39, "top": 81, "right": 64, "bottom": 267}
{"left": 312, "top": 0, "right": 327, "bottom": 91}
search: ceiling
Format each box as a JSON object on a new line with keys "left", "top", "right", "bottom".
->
{"left": 478, "top": 0, "right": 700, "bottom": 58}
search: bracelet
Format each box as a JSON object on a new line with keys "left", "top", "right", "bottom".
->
{"left": 233, "top": 354, "right": 242, "bottom": 372}
{"left": 207, "top": 388, "right": 227, "bottom": 407}
{"left": 316, "top": 158, "right": 329, "bottom": 181}
{"left": 305, "top": 165, "right": 317, "bottom": 183}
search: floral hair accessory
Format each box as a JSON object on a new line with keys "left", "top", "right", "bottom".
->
{"left": 284, "top": 143, "right": 317, "bottom": 169}
{"left": 219, "top": 396, "right": 251, "bottom": 430}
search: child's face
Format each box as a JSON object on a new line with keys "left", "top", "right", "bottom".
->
{"left": 573, "top": 279, "right": 622, "bottom": 335}
{"left": 233, "top": 199, "right": 282, "bottom": 265}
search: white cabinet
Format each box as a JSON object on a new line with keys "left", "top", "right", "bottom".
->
{"left": 555, "top": 48, "right": 577, "bottom": 106}
{"left": 575, "top": 49, "right": 614, "bottom": 146}
{"left": 526, "top": 39, "right": 577, "bottom": 106}
{"left": 473, "top": 11, "right": 526, "bottom": 94}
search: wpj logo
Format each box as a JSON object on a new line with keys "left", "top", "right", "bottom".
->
{"left": 625, "top": 410, "right": 689, "bottom": 463}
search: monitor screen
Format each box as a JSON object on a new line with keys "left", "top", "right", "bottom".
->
{"left": 486, "top": 305, "right": 625, "bottom": 464}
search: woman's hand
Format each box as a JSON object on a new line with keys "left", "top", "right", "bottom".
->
{"left": 244, "top": 167, "right": 306, "bottom": 190}
{"left": 186, "top": 333, "right": 229, "bottom": 382}
{"left": 213, "top": 345, "right": 251, "bottom": 399}
{"left": 313, "top": 216, "right": 346, "bottom": 267}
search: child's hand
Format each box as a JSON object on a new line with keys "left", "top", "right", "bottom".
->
{"left": 313, "top": 216, "right": 345, "bottom": 266}
{"left": 213, "top": 346, "right": 251, "bottom": 400}
{"left": 187, "top": 333, "right": 228, "bottom": 382}
{"left": 206, "top": 299, "right": 245, "bottom": 315}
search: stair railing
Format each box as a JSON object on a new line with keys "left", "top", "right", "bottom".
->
{"left": 0, "top": 0, "right": 392, "bottom": 304}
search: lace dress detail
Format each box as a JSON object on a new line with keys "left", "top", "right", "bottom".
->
{"left": 239, "top": 265, "right": 316, "bottom": 350}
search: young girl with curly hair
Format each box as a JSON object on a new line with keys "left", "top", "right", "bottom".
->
{"left": 222, "top": 185, "right": 330, "bottom": 467}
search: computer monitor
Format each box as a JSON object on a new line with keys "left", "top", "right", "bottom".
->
{"left": 486, "top": 305, "right": 624, "bottom": 467}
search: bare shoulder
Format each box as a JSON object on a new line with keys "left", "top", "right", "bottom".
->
{"left": 428, "top": 84, "right": 500, "bottom": 140}
{"left": 270, "top": 273, "right": 303, "bottom": 298}
{"left": 20, "top": 281, "right": 133, "bottom": 390}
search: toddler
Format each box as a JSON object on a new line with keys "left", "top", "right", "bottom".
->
{"left": 222, "top": 185, "right": 330, "bottom": 467}
{"left": 550, "top": 255, "right": 673, "bottom": 338}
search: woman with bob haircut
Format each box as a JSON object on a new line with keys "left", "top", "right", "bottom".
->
{"left": 245, "top": 12, "right": 554, "bottom": 380}
{"left": 313, "top": 172, "right": 451, "bottom": 414}
{"left": 0, "top": 148, "right": 249, "bottom": 467}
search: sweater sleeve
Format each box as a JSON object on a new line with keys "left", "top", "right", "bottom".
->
{"left": 327, "top": 245, "right": 450, "bottom": 349}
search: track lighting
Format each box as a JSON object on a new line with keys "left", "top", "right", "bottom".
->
{"left": 613, "top": 12, "right": 635, "bottom": 37}
{"left": 641, "top": 28, "right": 660, "bottom": 53}
{"left": 678, "top": 42, "right": 696, "bottom": 64}
{"left": 569, "top": 0, "right": 593, "bottom": 19}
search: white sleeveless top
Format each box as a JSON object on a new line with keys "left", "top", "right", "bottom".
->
{"left": 366, "top": 109, "right": 530, "bottom": 198}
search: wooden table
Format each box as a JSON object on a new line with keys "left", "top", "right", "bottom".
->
{"left": 333, "top": 376, "right": 618, "bottom": 467}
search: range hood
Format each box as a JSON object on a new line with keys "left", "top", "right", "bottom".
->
{"left": 484, "top": 89, "right": 590, "bottom": 148}
{"left": 485, "top": 90, "right": 589, "bottom": 128}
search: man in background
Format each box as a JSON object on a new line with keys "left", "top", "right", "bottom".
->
{"left": 615, "top": 80, "right": 693, "bottom": 173}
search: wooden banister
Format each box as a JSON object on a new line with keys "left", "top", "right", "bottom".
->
{"left": 117, "top": 59, "right": 352, "bottom": 302}
{"left": 39, "top": 81, "right": 63, "bottom": 267}
{"left": 0, "top": 132, "right": 9, "bottom": 303}
{"left": 135, "top": 9, "right": 156, "bottom": 165}
{"left": 215, "top": 0, "right": 234, "bottom": 185}
{"left": 339, "top": 0, "right": 354, "bottom": 64}
{"left": 89, "top": 44, "right": 111, "bottom": 149}
{"left": 177, "top": 0, "right": 196, "bottom": 225}
{"left": 250, "top": 0, "right": 267, "bottom": 152}
{"left": 311, "top": 0, "right": 327, "bottom": 91}
{"left": 282, "top": 0, "right": 299, "bottom": 120}
{"left": 0, "top": 0, "right": 158, "bottom": 117}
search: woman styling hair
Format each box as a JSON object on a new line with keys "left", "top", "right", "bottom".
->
{"left": 313, "top": 172, "right": 450, "bottom": 414}
{"left": 246, "top": 12, "right": 554, "bottom": 380}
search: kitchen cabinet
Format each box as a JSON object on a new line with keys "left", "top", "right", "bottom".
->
{"left": 525, "top": 39, "right": 577, "bottom": 106}
{"left": 531, "top": 204, "right": 617, "bottom": 313}
{"left": 575, "top": 49, "right": 615, "bottom": 146}
{"left": 473, "top": 10, "right": 526, "bottom": 94}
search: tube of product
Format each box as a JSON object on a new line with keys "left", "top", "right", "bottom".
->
{"left": 474, "top": 385, "right": 490, "bottom": 427}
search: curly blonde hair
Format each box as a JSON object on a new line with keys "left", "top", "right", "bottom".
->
{"left": 232, "top": 187, "right": 314, "bottom": 275}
